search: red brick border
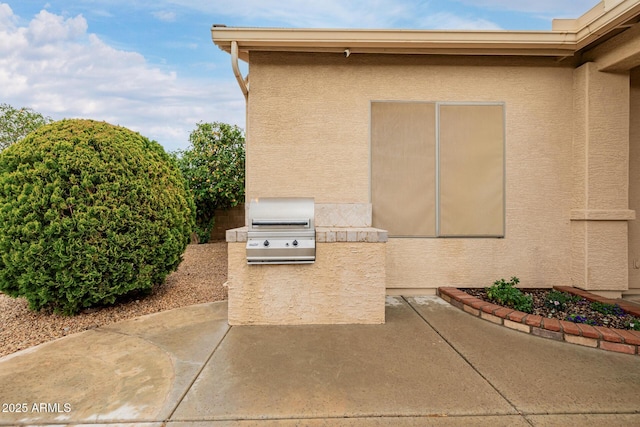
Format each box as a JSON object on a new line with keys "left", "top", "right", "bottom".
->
{"left": 437, "top": 286, "right": 640, "bottom": 356}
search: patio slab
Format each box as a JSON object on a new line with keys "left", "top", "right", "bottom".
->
{"left": 407, "top": 296, "right": 640, "bottom": 415}
{"left": 1, "top": 297, "right": 639, "bottom": 426}
{"left": 170, "top": 296, "right": 517, "bottom": 422}
{"left": 0, "top": 302, "right": 229, "bottom": 425}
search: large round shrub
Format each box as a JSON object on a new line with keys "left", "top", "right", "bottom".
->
{"left": 0, "top": 119, "right": 195, "bottom": 314}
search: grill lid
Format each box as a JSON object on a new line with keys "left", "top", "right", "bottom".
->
{"left": 248, "top": 197, "right": 315, "bottom": 232}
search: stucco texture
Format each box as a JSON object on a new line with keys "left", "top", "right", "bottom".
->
{"left": 227, "top": 242, "right": 386, "bottom": 325}
{"left": 571, "top": 62, "right": 630, "bottom": 294}
{"left": 247, "top": 53, "right": 575, "bottom": 290}
{"left": 629, "top": 67, "right": 640, "bottom": 291}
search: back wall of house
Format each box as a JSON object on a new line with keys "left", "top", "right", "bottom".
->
{"left": 247, "top": 52, "right": 574, "bottom": 290}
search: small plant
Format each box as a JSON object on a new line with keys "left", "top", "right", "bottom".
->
{"left": 544, "top": 290, "right": 581, "bottom": 311}
{"left": 192, "top": 218, "right": 215, "bottom": 244}
{"left": 624, "top": 317, "right": 640, "bottom": 331}
{"left": 565, "top": 314, "right": 599, "bottom": 326}
{"left": 589, "top": 301, "right": 626, "bottom": 317}
{"left": 485, "top": 277, "right": 533, "bottom": 313}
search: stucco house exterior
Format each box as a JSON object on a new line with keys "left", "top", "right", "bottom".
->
{"left": 214, "top": 0, "right": 640, "bottom": 324}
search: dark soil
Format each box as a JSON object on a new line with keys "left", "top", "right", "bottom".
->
{"left": 462, "top": 288, "right": 639, "bottom": 331}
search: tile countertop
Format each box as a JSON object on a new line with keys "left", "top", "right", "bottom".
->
{"left": 225, "top": 227, "right": 388, "bottom": 243}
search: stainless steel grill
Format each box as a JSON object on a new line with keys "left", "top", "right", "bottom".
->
{"left": 246, "top": 197, "right": 315, "bottom": 264}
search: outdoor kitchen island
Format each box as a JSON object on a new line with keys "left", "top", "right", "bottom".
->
{"left": 225, "top": 200, "right": 387, "bottom": 325}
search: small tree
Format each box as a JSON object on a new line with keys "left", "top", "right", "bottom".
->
{"left": 175, "top": 122, "right": 245, "bottom": 242}
{"left": 0, "top": 103, "right": 52, "bottom": 151}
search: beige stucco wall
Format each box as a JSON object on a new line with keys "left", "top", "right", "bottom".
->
{"left": 571, "top": 63, "right": 630, "bottom": 211}
{"left": 571, "top": 62, "right": 630, "bottom": 296}
{"left": 247, "top": 52, "right": 575, "bottom": 290}
{"left": 227, "top": 241, "right": 386, "bottom": 324}
{"left": 630, "top": 67, "right": 640, "bottom": 291}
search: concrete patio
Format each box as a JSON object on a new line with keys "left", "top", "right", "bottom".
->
{"left": 1, "top": 296, "right": 639, "bottom": 426}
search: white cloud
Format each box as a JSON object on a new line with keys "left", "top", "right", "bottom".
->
{"left": 453, "top": 0, "right": 600, "bottom": 18}
{"left": 164, "top": 0, "right": 592, "bottom": 29}
{"left": 0, "top": 4, "right": 245, "bottom": 151}
{"left": 27, "top": 10, "right": 87, "bottom": 45}
{"left": 0, "top": 2, "right": 15, "bottom": 28}
{"left": 157, "top": 0, "right": 506, "bottom": 31}
{"left": 168, "top": 0, "right": 423, "bottom": 28}
{"left": 152, "top": 10, "right": 176, "bottom": 22}
{"left": 420, "top": 12, "right": 502, "bottom": 30}
{"left": 24, "top": 0, "right": 601, "bottom": 29}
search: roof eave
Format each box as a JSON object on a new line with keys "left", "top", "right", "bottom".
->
{"left": 211, "top": 28, "right": 578, "bottom": 59}
{"left": 211, "top": 0, "right": 640, "bottom": 60}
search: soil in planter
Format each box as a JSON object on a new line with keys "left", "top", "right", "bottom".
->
{"left": 462, "top": 288, "right": 639, "bottom": 331}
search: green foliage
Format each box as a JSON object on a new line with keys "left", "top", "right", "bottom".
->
{"left": 485, "top": 277, "right": 533, "bottom": 313}
{"left": 0, "top": 103, "right": 52, "bottom": 151}
{"left": 174, "top": 122, "right": 245, "bottom": 243}
{"left": 625, "top": 317, "right": 640, "bottom": 331}
{"left": 192, "top": 218, "right": 215, "bottom": 244}
{"left": 0, "top": 119, "right": 195, "bottom": 315}
{"left": 565, "top": 314, "right": 598, "bottom": 326}
{"left": 544, "top": 290, "right": 581, "bottom": 311}
{"left": 589, "top": 301, "right": 625, "bottom": 316}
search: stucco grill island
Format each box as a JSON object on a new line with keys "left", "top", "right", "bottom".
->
{"left": 226, "top": 201, "right": 388, "bottom": 325}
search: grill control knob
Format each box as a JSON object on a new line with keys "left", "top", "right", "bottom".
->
{"left": 292, "top": 240, "right": 299, "bottom": 247}
{"left": 263, "top": 240, "right": 270, "bottom": 247}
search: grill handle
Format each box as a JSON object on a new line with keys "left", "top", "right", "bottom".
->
{"left": 252, "top": 219, "right": 310, "bottom": 227}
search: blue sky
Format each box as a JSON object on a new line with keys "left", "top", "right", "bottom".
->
{"left": 1, "top": 0, "right": 599, "bottom": 151}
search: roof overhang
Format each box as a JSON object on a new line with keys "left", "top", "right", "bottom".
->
{"left": 212, "top": 0, "right": 640, "bottom": 62}
{"left": 212, "top": 28, "right": 578, "bottom": 61}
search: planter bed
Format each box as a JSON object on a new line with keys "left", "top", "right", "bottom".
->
{"left": 438, "top": 286, "right": 640, "bottom": 356}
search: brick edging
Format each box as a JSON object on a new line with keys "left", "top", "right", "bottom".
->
{"left": 437, "top": 287, "right": 640, "bottom": 356}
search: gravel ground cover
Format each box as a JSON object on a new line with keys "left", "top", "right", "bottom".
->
{"left": 463, "top": 288, "right": 639, "bottom": 330}
{"left": 0, "top": 242, "right": 228, "bottom": 358}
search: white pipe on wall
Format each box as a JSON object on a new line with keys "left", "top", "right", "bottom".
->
{"left": 231, "top": 41, "right": 249, "bottom": 100}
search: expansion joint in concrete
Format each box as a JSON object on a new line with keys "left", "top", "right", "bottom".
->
{"left": 164, "top": 326, "right": 233, "bottom": 422}
{"left": 402, "top": 296, "right": 528, "bottom": 421}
